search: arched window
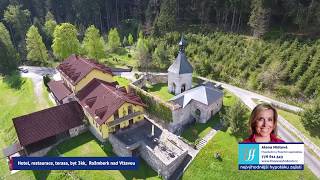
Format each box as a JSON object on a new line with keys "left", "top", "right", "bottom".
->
{"left": 181, "top": 84, "right": 186, "bottom": 92}
{"left": 172, "top": 83, "right": 176, "bottom": 93}
{"left": 195, "top": 109, "right": 201, "bottom": 118}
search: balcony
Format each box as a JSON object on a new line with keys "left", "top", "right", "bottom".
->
{"left": 108, "top": 111, "right": 143, "bottom": 127}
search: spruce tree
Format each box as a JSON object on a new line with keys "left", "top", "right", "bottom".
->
{"left": 135, "top": 33, "right": 149, "bottom": 71}
{"left": 52, "top": 23, "right": 80, "bottom": 59}
{"left": 153, "top": 0, "right": 176, "bottom": 35}
{"left": 44, "top": 11, "right": 57, "bottom": 38}
{"left": 0, "top": 23, "right": 19, "bottom": 73}
{"left": 122, "top": 36, "right": 128, "bottom": 47}
{"left": 107, "top": 28, "right": 120, "bottom": 52}
{"left": 248, "top": 0, "right": 271, "bottom": 38}
{"left": 26, "top": 25, "right": 48, "bottom": 63}
{"left": 82, "top": 25, "right": 105, "bottom": 60}
{"left": 128, "top": 33, "right": 134, "bottom": 46}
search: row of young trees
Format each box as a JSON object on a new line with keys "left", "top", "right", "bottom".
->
{"left": 136, "top": 31, "right": 320, "bottom": 102}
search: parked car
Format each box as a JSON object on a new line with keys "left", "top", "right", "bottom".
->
{"left": 18, "top": 67, "right": 28, "bottom": 73}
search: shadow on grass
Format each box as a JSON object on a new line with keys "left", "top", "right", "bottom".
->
{"left": 57, "top": 132, "right": 94, "bottom": 155}
{"left": 181, "top": 113, "right": 222, "bottom": 143}
{"left": 32, "top": 144, "right": 61, "bottom": 179}
{"left": 147, "top": 83, "right": 164, "bottom": 92}
{"left": 93, "top": 137, "right": 115, "bottom": 157}
{"left": 3, "top": 71, "right": 24, "bottom": 89}
{"left": 33, "top": 170, "right": 51, "bottom": 180}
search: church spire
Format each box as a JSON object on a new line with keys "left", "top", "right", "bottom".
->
{"left": 178, "top": 35, "right": 186, "bottom": 52}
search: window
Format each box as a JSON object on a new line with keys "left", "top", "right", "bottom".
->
{"left": 195, "top": 109, "right": 201, "bottom": 118}
{"left": 128, "top": 105, "right": 133, "bottom": 114}
{"left": 172, "top": 83, "right": 176, "bottom": 93}
{"left": 181, "top": 84, "right": 186, "bottom": 92}
{"left": 114, "top": 110, "right": 119, "bottom": 119}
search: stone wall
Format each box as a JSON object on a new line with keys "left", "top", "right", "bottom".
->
{"left": 147, "top": 74, "right": 167, "bottom": 85}
{"left": 139, "top": 142, "right": 188, "bottom": 180}
{"left": 132, "top": 76, "right": 146, "bottom": 88}
{"left": 132, "top": 73, "right": 168, "bottom": 88}
{"left": 88, "top": 125, "right": 106, "bottom": 142}
{"left": 108, "top": 134, "right": 133, "bottom": 156}
{"left": 168, "top": 72, "right": 192, "bottom": 95}
{"left": 69, "top": 124, "right": 87, "bottom": 138}
{"left": 169, "top": 104, "right": 193, "bottom": 134}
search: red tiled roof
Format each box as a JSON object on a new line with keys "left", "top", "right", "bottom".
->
{"left": 13, "top": 101, "right": 84, "bottom": 146}
{"left": 76, "top": 79, "right": 146, "bottom": 125}
{"left": 57, "top": 55, "right": 113, "bottom": 85}
{"left": 47, "top": 80, "right": 72, "bottom": 101}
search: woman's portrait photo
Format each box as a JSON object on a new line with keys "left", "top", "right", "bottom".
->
{"left": 243, "top": 103, "right": 285, "bottom": 143}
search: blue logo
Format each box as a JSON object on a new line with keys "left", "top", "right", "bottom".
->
{"left": 239, "top": 144, "right": 259, "bottom": 164}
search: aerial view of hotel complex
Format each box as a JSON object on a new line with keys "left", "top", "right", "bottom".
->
{"left": 1, "top": 0, "right": 320, "bottom": 179}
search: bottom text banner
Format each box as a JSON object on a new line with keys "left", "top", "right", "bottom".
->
{"left": 11, "top": 157, "right": 139, "bottom": 170}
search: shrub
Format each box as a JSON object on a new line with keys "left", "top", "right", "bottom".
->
{"left": 43, "top": 74, "right": 51, "bottom": 88}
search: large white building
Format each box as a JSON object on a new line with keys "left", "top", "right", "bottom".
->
{"left": 167, "top": 37, "right": 223, "bottom": 134}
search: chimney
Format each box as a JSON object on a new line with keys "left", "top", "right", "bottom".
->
{"left": 151, "top": 124, "right": 154, "bottom": 136}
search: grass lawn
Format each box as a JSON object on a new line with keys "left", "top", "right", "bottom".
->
{"left": 146, "top": 83, "right": 175, "bottom": 101}
{"left": 42, "top": 82, "right": 55, "bottom": 108}
{"left": 33, "top": 132, "right": 160, "bottom": 180}
{"left": 181, "top": 90, "right": 239, "bottom": 143}
{"left": 0, "top": 75, "right": 51, "bottom": 179}
{"left": 114, "top": 76, "right": 131, "bottom": 87}
{"left": 182, "top": 131, "right": 318, "bottom": 180}
{"left": 101, "top": 48, "right": 137, "bottom": 69}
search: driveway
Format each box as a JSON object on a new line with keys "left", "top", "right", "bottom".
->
{"left": 19, "top": 66, "right": 56, "bottom": 108}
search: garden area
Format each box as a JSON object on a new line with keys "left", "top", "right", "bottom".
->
{"left": 145, "top": 83, "right": 174, "bottom": 101}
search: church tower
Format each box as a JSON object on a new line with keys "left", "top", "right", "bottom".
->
{"left": 168, "top": 36, "right": 193, "bottom": 95}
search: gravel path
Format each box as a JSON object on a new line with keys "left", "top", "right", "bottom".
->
{"left": 19, "top": 66, "right": 56, "bottom": 109}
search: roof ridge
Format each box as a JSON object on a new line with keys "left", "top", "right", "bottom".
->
{"left": 99, "top": 80, "right": 125, "bottom": 101}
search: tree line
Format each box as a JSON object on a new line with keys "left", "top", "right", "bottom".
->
{"left": 1, "top": 0, "right": 320, "bottom": 64}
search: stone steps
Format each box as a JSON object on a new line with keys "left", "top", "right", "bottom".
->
{"left": 196, "top": 139, "right": 207, "bottom": 149}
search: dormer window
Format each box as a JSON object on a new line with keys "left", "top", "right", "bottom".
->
{"left": 95, "top": 106, "right": 108, "bottom": 119}
{"left": 85, "top": 96, "right": 97, "bottom": 108}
